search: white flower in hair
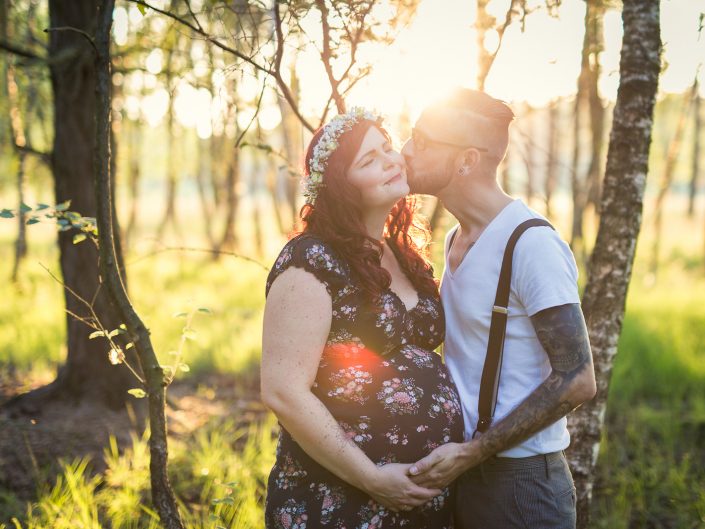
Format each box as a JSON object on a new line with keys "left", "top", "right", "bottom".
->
{"left": 303, "top": 107, "right": 383, "bottom": 205}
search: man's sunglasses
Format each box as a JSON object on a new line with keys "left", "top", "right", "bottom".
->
{"left": 411, "top": 128, "right": 488, "bottom": 153}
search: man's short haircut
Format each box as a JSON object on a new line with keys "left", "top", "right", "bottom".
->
{"left": 443, "top": 88, "right": 515, "bottom": 125}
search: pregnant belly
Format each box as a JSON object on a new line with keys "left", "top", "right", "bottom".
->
{"left": 317, "top": 345, "right": 465, "bottom": 464}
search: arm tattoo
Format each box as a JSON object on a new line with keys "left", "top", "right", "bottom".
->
{"left": 477, "top": 303, "right": 592, "bottom": 457}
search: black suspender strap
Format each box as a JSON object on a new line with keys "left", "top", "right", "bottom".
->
{"left": 472, "top": 218, "right": 554, "bottom": 438}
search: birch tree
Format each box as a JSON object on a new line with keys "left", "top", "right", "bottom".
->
{"left": 566, "top": 1, "right": 661, "bottom": 526}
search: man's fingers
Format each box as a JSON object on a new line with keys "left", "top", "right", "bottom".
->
{"left": 408, "top": 455, "right": 435, "bottom": 476}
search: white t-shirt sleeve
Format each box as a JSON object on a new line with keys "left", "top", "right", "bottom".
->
{"left": 513, "top": 227, "right": 581, "bottom": 316}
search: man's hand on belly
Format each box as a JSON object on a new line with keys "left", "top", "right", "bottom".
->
{"left": 406, "top": 440, "right": 482, "bottom": 489}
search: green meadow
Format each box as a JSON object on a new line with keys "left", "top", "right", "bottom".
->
{"left": 1, "top": 194, "right": 704, "bottom": 528}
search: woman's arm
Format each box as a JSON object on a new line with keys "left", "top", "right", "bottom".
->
{"left": 261, "top": 267, "right": 441, "bottom": 510}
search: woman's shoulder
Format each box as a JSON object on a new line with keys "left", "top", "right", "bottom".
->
{"left": 267, "top": 234, "right": 350, "bottom": 296}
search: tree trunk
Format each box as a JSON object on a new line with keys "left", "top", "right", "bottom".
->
{"left": 501, "top": 141, "right": 512, "bottom": 195}
{"left": 649, "top": 81, "right": 698, "bottom": 279}
{"left": 93, "top": 2, "right": 184, "bottom": 526}
{"left": 566, "top": 2, "right": 661, "bottom": 527}
{"left": 217, "top": 143, "right": 240, "bottom": 252}
{"left": 688, "top": 87, "right": 701, "bottom": 218}
{"left": 156, "top": 28, "right": 180, "bottom": 243}
{"left": 125, "top": 112, "right": 142, "bottom": 249}
{"left": 545, "top": 100, "right": 559, "bottom": 219}
{"left": 585, "top": 0, "right": 606, "bottom": 213}
{"left": 523, "top": 104, "right": 536, "bottom": 207}
{"left": 6, "top": 60, "right": 29, "bottom": 283}
{"left": 3, "top": 0, "right": 139, "bottom": 415}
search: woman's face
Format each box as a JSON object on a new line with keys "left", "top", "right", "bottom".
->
{"left": 346, "top": 126, "right": 409, "bottom": 209}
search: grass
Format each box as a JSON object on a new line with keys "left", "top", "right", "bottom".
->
{"left": 1, "top": 195, "right": 705, "bottom": 527}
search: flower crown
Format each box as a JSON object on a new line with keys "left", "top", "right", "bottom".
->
{"left": 303, "top": 106, "right": 383, "bottom": 205}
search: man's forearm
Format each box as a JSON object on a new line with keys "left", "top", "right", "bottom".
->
{"left": 471, "top": 303, "right": 596, "bottom": 462}
{"left": 471, "top": 368, "right": 584, "bottom": 461}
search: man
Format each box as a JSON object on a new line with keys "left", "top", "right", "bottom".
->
{"left": 401, "top": 88, "right": 596, "bottom": 528}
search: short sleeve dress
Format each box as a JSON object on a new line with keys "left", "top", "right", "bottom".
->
{"left": 264, "top": 234, "right": 464, "bottom": 529}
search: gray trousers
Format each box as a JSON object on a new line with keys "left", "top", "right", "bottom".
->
{"left": 453, "top": 451, "right": 576, "bottom": 529}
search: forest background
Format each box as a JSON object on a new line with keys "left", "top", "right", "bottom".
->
{"left": 0, "top": 0, "right": 703, "bottom": 527}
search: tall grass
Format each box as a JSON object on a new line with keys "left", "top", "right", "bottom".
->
{"left": 1, "top": 416, "right": 277, "bottom": 529}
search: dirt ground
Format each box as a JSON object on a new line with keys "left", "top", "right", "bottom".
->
{"left": 0, "top": 373, "right": 264, "bottom": 503}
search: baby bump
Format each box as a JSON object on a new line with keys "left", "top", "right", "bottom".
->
{"left": 317, "top": 344, "right": 465, "bottom": 463}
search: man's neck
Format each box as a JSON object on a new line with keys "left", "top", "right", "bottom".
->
{"left": 439, "top": 177, "right": 514, "bottom": 238}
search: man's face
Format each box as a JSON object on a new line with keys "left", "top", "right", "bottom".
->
{"left": 401, "top": 116, "right": 457, "bottom": 196}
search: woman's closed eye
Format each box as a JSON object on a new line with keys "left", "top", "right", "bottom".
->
{"left": 361, "top": 145, "right": 394, "bottom": 168}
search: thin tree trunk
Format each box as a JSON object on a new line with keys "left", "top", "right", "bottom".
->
{"left": 277, "top": 61, "right": 302, "bottom": 230}
{"left": 195, "top": 136, "right": 217, "bottom": 249}
{"left": 566, "top": 2, "right": 661, "bottom": 527}
{"left": 125, "top": 111, "right": 142, "bottom": 248}
{"left": 649, "top": 79, "right": 698, "bottom": 278}
{"left": 156, "top": 24, "right": 180, "bottom": 242}
{"left": 93, "top": 2, "right": 184, "bottom": 526}
{"left": 545, "top": 100, "right": 558, "bottom": 219}
{"left": 501, "top": 141, "right": 512, "bottom": 195}
{"left": 523, "top": 104, "right": 536, "bottom": 207}
{"left": 6, "top": 60, "right": 29, "bottom": 282}
{"left": 218, "top": 143, "right": 240, "bottom": 252}
{"left": 585, "top": 1, "right": 606, "bottom": 213}
{"left": 688, "top": 87, "right": 701, "bottom": 217}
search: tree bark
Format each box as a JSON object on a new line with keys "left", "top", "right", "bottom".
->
{"left": 93, "top": 2, "right": 184, "bottom": 526}
{"left": 566, "top": 2, "right": 661, "bottom": 527}
{"left": 3, "top": 0, "right": 140, "bottom": 415}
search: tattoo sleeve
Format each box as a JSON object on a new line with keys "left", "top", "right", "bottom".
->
{"left": 476, "top": 303, "right": 593, "bottom": 458}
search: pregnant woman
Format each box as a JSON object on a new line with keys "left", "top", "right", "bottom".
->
{"left": 261, "top": 108, "right": 464, "bottom": 528}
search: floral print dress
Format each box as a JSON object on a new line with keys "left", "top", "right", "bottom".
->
{"left": 264, "top": 234, "right": 464, "bottom": 529}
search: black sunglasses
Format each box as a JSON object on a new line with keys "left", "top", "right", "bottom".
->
{"left": 411, "top": 128, "right": 488, "bottom": 153}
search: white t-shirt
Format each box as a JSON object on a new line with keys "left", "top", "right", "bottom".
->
{"left": 441, "top": 199, "right": 580, "bottom": 457}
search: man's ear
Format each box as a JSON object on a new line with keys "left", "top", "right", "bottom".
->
{"left": 461, "top": 148, "right": 481, "bottom": 171}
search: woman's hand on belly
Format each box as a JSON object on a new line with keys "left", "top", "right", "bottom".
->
{"left": 367, "top": 463, "right": 443, "bottom": 512}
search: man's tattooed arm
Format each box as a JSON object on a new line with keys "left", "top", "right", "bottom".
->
{"left": 473, "top": 303, "right": 596, "bottom": 459}
{"left": 407, "top": 303, "right": 596, "bottom": 488}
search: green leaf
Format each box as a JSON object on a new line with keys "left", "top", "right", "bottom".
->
{"left": 212, "top": 497, "right": 235, "bottom": 505}
{"left": 0, "top": 209, "right": 14, "bottom": 218}
{"left": 128, "top": 388, "right": 147, "bottom": 399}
{"left": 108, "top": 328, "right": 126, "bottom": 338}
{"left": 26, "top": 218, "right": 40, "bottom": 225}
{"left": 36, "top": 203, "right": 50, "bottom": 211}
{"left": 126, "top": 342, "right": 134, "bottom": 350}
{"left": 55, "top": 200, "right": 71, "bottom": 211}
{"left": 197, "top": 307, "right": 211, "bottom": 314}
{"left": 172, "top": 312, "right": 188, "bottom": 318}
{"left": 182, "top": 329, "right": 197, "bottom": 340}
{"left": 19, "top": 203, "right": 32, "bottom": 213}
{"left": 178, "top": 363, "right": 190, "bottom": 372}
{"left": 225, "top": 481, "right": 239, "bottom": 487}
{"left": 208, "top": 514, "right": 220, "bottom": 522}
{"left": 89, "top": 330, "right": 106, "bottom": 339}
{"left": 73, "top": 233, "right": 87, "bottom": 244}
{"left": 57, "top": 218, "right": 69, "bottom": 226}
{"left": 119, "top": 323, "right": 127, "bottom": 330}
{"left": 137, "top": 4, "right": 147, "bottom": 14}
